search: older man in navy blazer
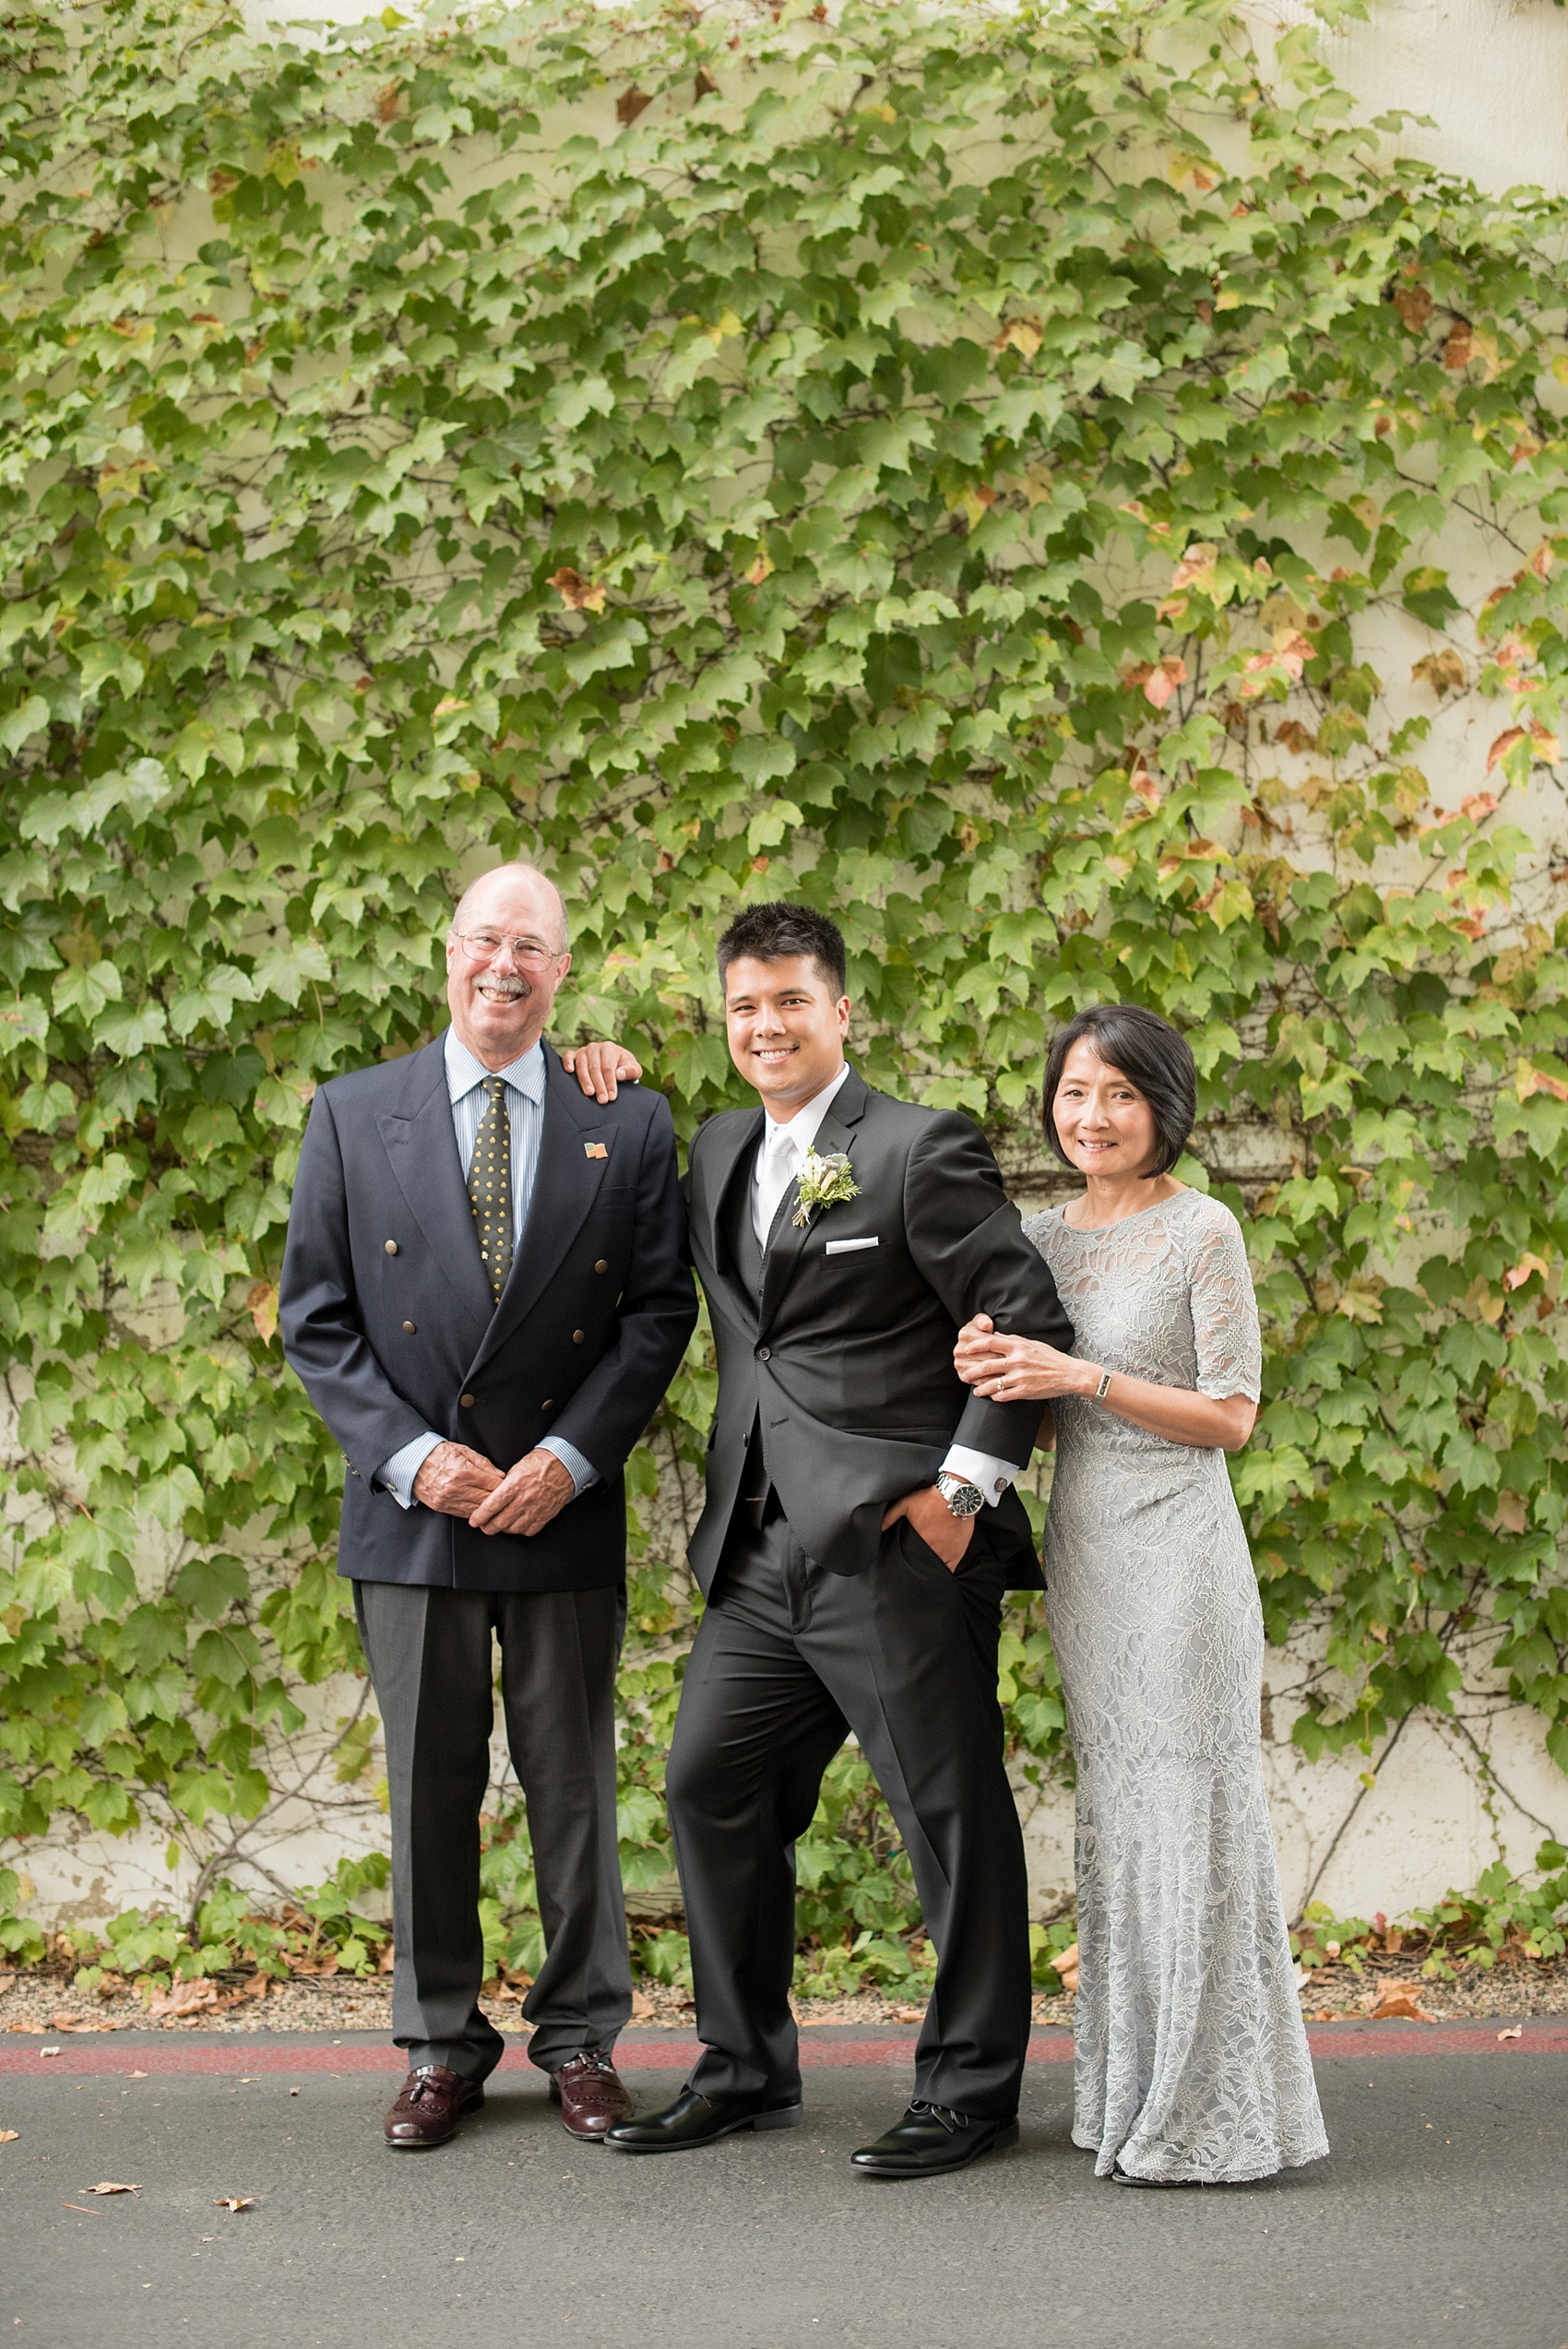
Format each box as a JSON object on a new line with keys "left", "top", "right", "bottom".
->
{"left": 279, "top": 861, "right": 695, "bottom": 2150}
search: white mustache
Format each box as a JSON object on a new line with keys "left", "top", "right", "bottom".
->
{"left": 475, "top": 976, "right": 529, "bottom": 1000}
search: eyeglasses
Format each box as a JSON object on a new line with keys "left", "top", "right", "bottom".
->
{"left": 451, "top": 929, "right": 565, "bottom": 967}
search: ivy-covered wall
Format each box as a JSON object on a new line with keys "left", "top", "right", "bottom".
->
{"left": 1, "top": 0, "right": 1565, "bottom": 1986}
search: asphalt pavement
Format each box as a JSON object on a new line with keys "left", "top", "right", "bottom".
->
{"left": 2, "top": 2032, "right": 1565, "bottom": 2349}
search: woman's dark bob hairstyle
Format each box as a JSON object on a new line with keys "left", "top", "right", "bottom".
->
{"left": 1042, "top": 1003, "right": 1196, "bottom": 1178}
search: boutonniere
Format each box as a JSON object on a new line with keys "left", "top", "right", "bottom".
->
{"left": 792, "top": 1149, "right": 860, "bottom": 1228}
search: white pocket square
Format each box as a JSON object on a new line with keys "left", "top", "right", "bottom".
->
{"left": 825, "top": 1236, "right": 879, "bottom": 1255}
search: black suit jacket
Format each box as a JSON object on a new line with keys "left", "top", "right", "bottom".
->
{"left": 279, "top": 1036, "right": 697, "bottom": 1593}
{"left": 685, "top": 1066, "right": 1075, "bottom": 1592}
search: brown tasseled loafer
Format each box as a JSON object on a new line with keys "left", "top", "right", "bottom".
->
{"left": 384, "top": 2064, "right": 485, "bottom": 2150}
{"left": 549, "top": 2049, "right": 634, "bottom": 2141}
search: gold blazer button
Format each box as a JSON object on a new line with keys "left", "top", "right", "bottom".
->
{"left": 541, "top": 1398, "right": 555, "bottom": 1412}
{"left": 459, "top": 1393, "right": 475, "bottom": 1408}
{"left": 384, "top": 1240, "right": 398, "bottom": 1255}
{"left": 402, "top": 1321, "right": 417, "bottom": 1335}
{"left": 594, "top": 1259, "right": 610, "bottom": 1275}
{"left": 572, "top": 1329, "right": 586, "bottom": 1344}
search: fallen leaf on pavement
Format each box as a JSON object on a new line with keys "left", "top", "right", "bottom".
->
{"left": 145, "top": 1977, "right": 220, "bottom": 2020}
{"left": 40, "top": 2046, "right": 61, "bottom": 2058}
{"left": 1368, "top": 1986, "right": 1437, "bottom": 2023}
{"left": 0, "top": 2130, "right": 18, "bottom": 2144}
{"left": 128, "top": 2070, "right": 148, "bottom": 2080}
{"left": 892, "top": 2006, "right": 926, "bottom": 2023}
{"left": 89, "top": 2181, "right": 140, "bottom": 2195}
{"left": 1497, "top": 2025, "right": 1523, "bottom": 2042}
{"left": 214, "top": 2196, "right": 256, "bottom": 2212}
{"left": 629, "top": 1990, "right": 655, "bottom": 2023}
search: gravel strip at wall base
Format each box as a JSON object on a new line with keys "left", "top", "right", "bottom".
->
{"left": 4, "top": 1953, "right": 1565, "bottom": 2037}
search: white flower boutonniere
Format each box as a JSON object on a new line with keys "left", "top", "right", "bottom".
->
{"left": 792, "top": 1149, "right": 860, "bottom": 1228}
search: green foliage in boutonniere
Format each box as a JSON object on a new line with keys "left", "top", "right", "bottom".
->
{"left": 792, "top": 1150, "right": 860, "bottom": 1227}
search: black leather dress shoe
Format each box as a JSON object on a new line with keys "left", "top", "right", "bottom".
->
{"left": 603, "top": 2082, "right": 802, "bottom": 2153}
{"left": 850, "top": 2101, "right": 1019, "bottom": 2178}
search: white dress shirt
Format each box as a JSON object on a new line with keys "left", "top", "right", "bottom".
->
{"left": 754, "top": 1063, "right": 1023, "bottom": 1510}
{"left": 377, "top": 1031, "right": 597, "bottom": 1509}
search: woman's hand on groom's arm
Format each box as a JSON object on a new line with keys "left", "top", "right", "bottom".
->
{"left": 560, "top": 1040, "right": 644, "bottom": 1101}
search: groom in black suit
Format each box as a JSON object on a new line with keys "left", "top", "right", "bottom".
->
{"left": 605, "top": 903, "right": 1074, "bottom": 2177}
{"left": 279, "top": 862, "right": 695, "bottom": 2151}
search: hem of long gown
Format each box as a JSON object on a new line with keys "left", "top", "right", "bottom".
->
{"left": 1074, "top": 2125, "right": 1330, "bottom": 2185}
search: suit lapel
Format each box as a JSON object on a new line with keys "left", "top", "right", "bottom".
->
{"left": 697, "top": 1107, "right": 765, "bottom": 1331}
{"left": 468, "top": 1046, "right": 617, "bottom": 1375}
{"left": 757, "top": 1066, "right": 869, "bottom": 1335}
{"left": 375, "top": 1037, "right": 493, "bottom": 1337}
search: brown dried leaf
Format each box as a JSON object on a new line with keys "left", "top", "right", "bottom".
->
{"left": 144, "top": 1977, "right": 220, "bottom": 2020}
{"left": 90, "top": 2181, "right": 140, "bottom": 2196}
{"left": 214, "top": 2195, "right": 256, "bottom": 2213}
{"left": 1393, "top": 282, "right": 1433, "bottom": 332}
{"left": 616, "top": 87, "right": 654, "bottom": 125}
{"left": 992, "top": 316, "right": 1041, "bottom": 358}
{"left": 246, "top": 1279, "right": 279, "bottom": 1345}
{"left": 1493, "top": 1490, "right": 1528, "bottom": 1535}
{"left": 374, "top": 80, "right": 402, "bottom": 124}
{"left": 1486, "top": 727, "right": 1526, "bottom": 772}
{"left": 1411, "top": 648, "right": 1466, "bottom": 697}
{"left": 694, "top": 68, "right": 719, "bottom": 99}
{"left": 0, "top": 2130, "right": 18, "bottom": 2144}
{"left": 549, "top": 566, "right": 606, "bottom": 615}
{"left": 1442, "top": 319, "right": 1473, "bottom": 372}
{"left": 1368, "top": 1986, "right": 1436, "bottom": 2023}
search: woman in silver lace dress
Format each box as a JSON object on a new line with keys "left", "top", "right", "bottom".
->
{"left": 956, "top": 1004, "right": 1326, "bottom": 2186}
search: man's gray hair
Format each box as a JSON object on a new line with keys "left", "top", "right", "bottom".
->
{"left": 450, "top": 861, "right": 569, "bottom": 952}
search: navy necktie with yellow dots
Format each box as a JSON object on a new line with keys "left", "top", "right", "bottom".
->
{"left": 468, "top": 1076, "right": 514, "bottom": 1305}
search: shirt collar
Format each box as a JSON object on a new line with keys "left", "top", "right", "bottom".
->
{"left": 759, "top": 1062, "right": 850, "bottom": 1156}
{"left": 444, "top": 1027, "right": 547, "bottom": 1106}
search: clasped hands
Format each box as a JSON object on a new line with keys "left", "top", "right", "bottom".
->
{"left": 411, "top": 1441, "right": 575, "bottom": 1536}
{"left": 400, "top": 1039, "right": 641, "bottom": 1537}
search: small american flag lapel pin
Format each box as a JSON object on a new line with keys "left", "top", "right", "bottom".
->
{"left": 584, "top": 1142, "right": 608, "bottom": 1159}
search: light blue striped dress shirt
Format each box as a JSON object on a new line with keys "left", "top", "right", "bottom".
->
{"left": 377, "top": 1031, "right": 598, "bottom": 1508}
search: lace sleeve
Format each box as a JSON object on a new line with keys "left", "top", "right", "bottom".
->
{"left": 1184, "top": 1201, "right": 1262, "bottom": 1403}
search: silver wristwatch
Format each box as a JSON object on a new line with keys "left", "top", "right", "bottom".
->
{"left": 936, "top": 1471, "right": 985, "bottom": 1519}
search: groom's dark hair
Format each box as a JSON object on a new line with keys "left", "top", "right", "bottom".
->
{"left": 1042, "top": 1002, "right": 1196, "bottom": 1177}
{"left": 717, "top": 902, "right": 847, "bottom": 998}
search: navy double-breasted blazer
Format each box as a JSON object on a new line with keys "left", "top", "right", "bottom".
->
{"left": 279, "top": 1034, "right": 696, "bottom": 1592}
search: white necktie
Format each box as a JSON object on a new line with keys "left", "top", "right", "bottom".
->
{"left": 754, "top": 1122, "right": 801, "bottom": 1250}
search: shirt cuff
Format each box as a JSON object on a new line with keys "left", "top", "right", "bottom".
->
{"left": 538, "top": 1436, "right": 599, "bottom": 1496}
{"left": 378, "top": 1430, "right": 444, "bottom": 1510}
{"left": 940, "top": 1444, "right": 1024, "bottom": 1510}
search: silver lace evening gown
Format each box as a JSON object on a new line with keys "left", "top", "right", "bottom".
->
{"left": 1024, "top": 1189, "right": 1328, "bottom": 2184}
